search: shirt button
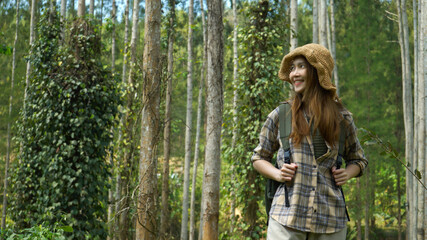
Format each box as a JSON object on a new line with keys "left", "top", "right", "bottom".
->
{"left": 314, "top": 209, "right": 317, "bottom": 213}
{"left": 312, "top": 188, "right": 315, "bottom": 191}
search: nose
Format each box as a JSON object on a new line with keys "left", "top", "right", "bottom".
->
{"left": 290, "top": 67, "right": 300, "bottom": 78}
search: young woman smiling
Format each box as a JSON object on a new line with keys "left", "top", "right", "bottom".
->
{"left": 252, "top": 43, "right": 368, "bottom": 240}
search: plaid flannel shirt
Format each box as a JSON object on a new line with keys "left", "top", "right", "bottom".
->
{"left": 252, "top": 106, "right": 368, "bottom": 233}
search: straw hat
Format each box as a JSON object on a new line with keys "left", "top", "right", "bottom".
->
{"left": 278, "top": 43, "right": 336, "bottom": 92}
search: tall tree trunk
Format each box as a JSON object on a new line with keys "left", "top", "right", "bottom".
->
{"left": 230, "top": 0, "right": 238, "bottom": 233}
{"left": 24, "top": 0, "right": 37, "bottom": 111}
{"left": 107, "top": 1, "right": 117, "bottom": 239}
{"left": 330, "top": 0, "right": 339, "bottom": 95}
{"left": 77, "top": 0, "right": 85, "bottom": 16}
{"left": 136, "top": 0, "right": 161, "bottom": 238}
{"left": 416, "top": 1, "right": 426, "bottom": 239}
{"left": 160, "top": 0, "right": 175, "bottom": 238}
{"left": 356, "top": 178, "right": 362, "bottom": 240}
{"left": 318, "top": 0, "right": 327, "bottom": 47}
{"left": 60, "top": 0, "right": 66, "bottom": 39}
{"left": 198, "top": 3, "right": 208, "bottom": 239}
{"left": 189, "top": 0, "right": 206, "bottom": 238}
{"left": 89, "top": 0, "right": 94, "bottom": 15}
{"left": 189, "top": 55, "right": 204, "bottom": 240}
{"left": 1, "top": 0, "right": 20, "bottom": 230}
{"left": 70, "top": 0, "right": 75, "bottom": 17}
{"left": 364, "top": 166, "right": 369, "bottom": 240}
{"left": 396, "top": 0, "right": 415, "bottom": 238}
{"left": 181, "top": 0, "right": 195, "bottom": 238}
{"left": 290, "top": 0, "right": 298, "bottom": 50}
{"left": 118, "top": 0, "right": 137, "bottom": 239}
{"left": 326, "top": 9, "right": 331, "bottom": 50}
{"left": 201, "top": 0, "right": 223, "bottom": 239}
{"left": 312, "top": 0, "right": 318, "bottom": 43}
{"left": 397, "top": 168, "right": 402, "bottom": 240}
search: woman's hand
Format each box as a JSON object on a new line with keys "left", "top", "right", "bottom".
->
{"left": 332, "top": 164, "right": 361, "bottom": 186}
{"left": 277, "top": 163, "right": 298, "bottom": 182}
{"left": 331, "top": 167, "right": 349, "bottom": 186}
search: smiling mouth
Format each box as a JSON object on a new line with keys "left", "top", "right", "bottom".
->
{"left": 294, "top": 80, "right": 304, "bottom": 86}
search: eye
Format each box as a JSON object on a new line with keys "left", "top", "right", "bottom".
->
{"left": 299, "top": 63, "right": 305, "bottom": 68}
{"left": 290, "top": 66, "right": 295, "bottom": 72}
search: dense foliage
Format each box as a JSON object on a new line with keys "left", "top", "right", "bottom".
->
{"left": 221, "top": 1, "right": 288, "bottom": 238}
{"left": 9, "top": 10, "right": 121, "bottom": 239}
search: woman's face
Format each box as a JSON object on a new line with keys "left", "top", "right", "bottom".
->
{"left": 289, "top": 56, "right": 309, "bottom": 94}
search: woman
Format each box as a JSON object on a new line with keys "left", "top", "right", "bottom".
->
{"left": 252, "top": 43, "right": 368, "bottom": 239}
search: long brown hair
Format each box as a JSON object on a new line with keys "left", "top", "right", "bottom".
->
{"left": 289, "top": 57, "right": 343, "bottom": 147}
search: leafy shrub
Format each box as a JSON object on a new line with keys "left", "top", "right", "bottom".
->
{"left": 9, "top": 9, "right": 121, "bottom": 239}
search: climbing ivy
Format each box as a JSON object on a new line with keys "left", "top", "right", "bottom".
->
{"left": 10, "top": 9, "right": 121, "bottom": 239}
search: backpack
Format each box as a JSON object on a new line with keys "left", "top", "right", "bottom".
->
{"left": 264, "top": 103, "right": 349, "bottom": 220}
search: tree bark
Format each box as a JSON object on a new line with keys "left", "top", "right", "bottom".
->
{"left": 189, "top": 51, "right": 204, "bottom": 240}
{"left": 60, "top": 0, "right": 67, "bottom": 39}
{"left": 330, "top": 0, "right": 339, "bottom": 95}
{"left": 416, "top": 0, "right": 426, "bottom": 238}
{"left": 136, "top": 0, "right": 161, "bottom": 238}
{"left": 189, "top": 0, "right": 206, "bottom": 239}
{"left": 89, "top": 0, "right": 94, "bottom": 15}
{"left": 119, "top": 0, "right": 139, "bottom": 239}
{"left": 160, "top": 0, "right": 175, "bottom": 238}
{"left": 364, "top": 166, "right": 369, "bottom": 240}
{"left": 290, "top": 0, "right": 298, "bottom": 50}
{"left": 396, "top": 1, "right": 415, "bottom": 238}
{"left": 107, "top": 1, "right": 117, "bottom": 239}
{"left": 201, "top": 0, "right": 223, "bottom": 239}
{"left": 356, "top": 178, "right": 362, "bottom": 240}
{"left": 181, "top": 0, "right": 194, "bottom": 238}
{"left": 77, "top": 0, "right": 85, "bottom": 17}
{"left": 1, "top": 0, "right": 20, "bottom": 230}
{"left": 24, "top": 0, "right": 37, "bottom": 111}
{"left": 312, "top": 0, "right": 318, "bottom": 43}
{"left": 229, "top": 0, "right": 238, "bottom": 233}
{"left": 198, "top": 4, "right": 208, "bottom": 238}
{"left": 318, "top": 0, "right": 327, "bottom": 47}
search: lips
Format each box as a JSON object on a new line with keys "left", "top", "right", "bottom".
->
{"left": 294, "top": 80, "right": 304, "bottom": 86}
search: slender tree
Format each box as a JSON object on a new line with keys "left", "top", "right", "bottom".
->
{"left": 89, "top": 0, "right": 94, "bottom": 15}
{"left": 181, "top": 0, "right": 195, "bottom": 238}
{"left": 136, "top": 0, "right": 161, "bottom": 238}
{"left": 118, "top": 0, "right": 138, "bottom": 238}
{"left": 396, "top": 1, "right": 415, "bottom": 238}
{"left": 330, "top": 0, "right": 339, "bottom": 94}
{"left": 1, "top": 0, "right": 20, "bottom": 230}
{"left": 198, "top": 2, "right": 208, "bottom": 238}
{"left": 312, "top": 0, "right": 318, "bottom": 43}
{"left": 189, "top": 0, "right": 206, "bottom": 238}
{"left": 290, "top": 0, "right": 297, "bottom": 50}
{"left": 77, "top": 0, "right": 85, "bottom": 16}
{"left": 201, "top": 0, "right": 223, "bottom": 238}
{"left": 318, "top": 0, "right": 327, "bottom": 47}
{"left": 160, "top": 0, "right": 176, "bottom": 238}
{"left": 107, "top": 0, "right": 117, "bottom": 238}
{"left": 60, "top": 0, "right": 66, "bottom": 39}
{"left": 24, "top": 0, "right": 37, "bottom": 110}
{"left": 416, "top": 0, "right": 426, "bottom": 238}
{"left": 229, "top": 0, "right": 238, "bottom": 233}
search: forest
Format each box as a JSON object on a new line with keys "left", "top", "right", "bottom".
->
{"left": 0, "top": 0, "right": 426, "bottom": 239}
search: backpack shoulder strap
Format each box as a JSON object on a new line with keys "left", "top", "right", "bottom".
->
{"left": 336, "top": 120, "right": 346, "bottom": 168}
{"left": 279, "top": 103, "right": 292, "bottom": 150}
